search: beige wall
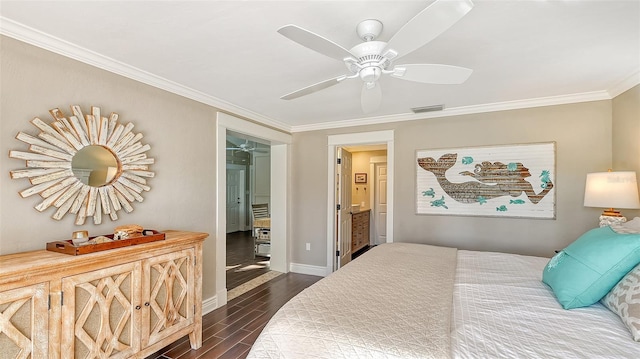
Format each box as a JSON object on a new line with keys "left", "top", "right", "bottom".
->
{"left": 291, "top": 101, "right": 613, "bottom": 266}
{"left": 0, "top": 36, "right": 218, "bottom": 299}
{"left": 613, "top": 84, "right": 640, "bottom": 219}
{"left": 350, "top": 150, "right": 387, "bottom": 210}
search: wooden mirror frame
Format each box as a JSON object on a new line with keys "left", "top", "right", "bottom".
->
{"left": 9, "top": 105, "right": 155, "bottom": 225}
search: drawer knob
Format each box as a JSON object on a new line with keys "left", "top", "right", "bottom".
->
{"left": 135, "top": 305, "right": 141, "bottom": 310}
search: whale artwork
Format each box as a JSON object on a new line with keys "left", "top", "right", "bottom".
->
{"left": 416, "top": 142, "right": 556, "bottom": 218}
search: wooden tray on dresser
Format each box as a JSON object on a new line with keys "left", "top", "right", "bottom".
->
{"left": 46, "top": 229, "right": 165, "bottom": 255}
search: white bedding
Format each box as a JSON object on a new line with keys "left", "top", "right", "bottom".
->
{"left": 452, "top": 250, "right": 639, "bottom": 358}
{"left": 248, "top": 244, "right": 640, "bottom": 358}
{"left": 248, "top": 243, "right": 458, "bottom": 358}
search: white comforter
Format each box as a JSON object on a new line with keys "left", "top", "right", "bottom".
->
{"left": 248, "top": 244, "right": 640, "bottom": 358}
{"left": 452, "top": 250, "right": 639, "bottom": 358}
{"left": 248, "top": 243, "right": 458, "bottom": 358}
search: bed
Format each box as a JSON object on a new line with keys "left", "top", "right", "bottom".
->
{"left": 247, "top": 242, "right": 640, "bottom": 358}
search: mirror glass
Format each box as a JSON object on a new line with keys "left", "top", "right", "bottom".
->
{"left": 71, "top": 145, "right": 120, "bottom": 187}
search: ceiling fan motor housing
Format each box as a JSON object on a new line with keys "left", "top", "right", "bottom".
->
{"left": 346, "top": 41, "right": 391, "bottom": 76}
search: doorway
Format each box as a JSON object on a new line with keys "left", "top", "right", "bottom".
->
{"left": 215, "top": 112, "right": 291, "bottom": 308}
{"left": 326, "top": 130, "right": 395, "bottom": 274}
{"left": 225, "top": 135, "right": 269, "bottom": 292}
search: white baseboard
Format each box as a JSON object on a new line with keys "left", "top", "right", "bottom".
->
{"left": 289, "top": 262, "right": 330, "bottom": 277}
{"left": 202, "top": 295, "right": 218, "bottom": 316}
{"left": 202, "top": 287, "right": 228, "bottom": 316}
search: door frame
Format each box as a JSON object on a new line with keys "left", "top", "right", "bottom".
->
{"left": 216, "top": 112, "right": 292, "bottom": 307}
{"left": 326, "top": 130, "right": 394, "bottom": 274}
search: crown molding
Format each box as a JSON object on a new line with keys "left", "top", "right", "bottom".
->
{"left": 0, "top": 16, "right": 292, "bottom": 133}
{"left": 608, "top": 70, "right": 640, "bottom": 98}
{"left": 2, "top": 17, "right": 634, "bottom": 135}
{"left": 290, "top": 90, "right": 612, "bottom": 133}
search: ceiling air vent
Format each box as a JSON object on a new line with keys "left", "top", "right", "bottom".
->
{"left": 411, "top": 104, "right": 444, "bottom": 114}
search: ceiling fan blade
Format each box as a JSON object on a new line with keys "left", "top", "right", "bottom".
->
{"left": 392, "top": 64, "right": 472, "bottom": 84}
{"left": 281, "top": 76, "right": 345, "bottom": 100}
{"left": 361, "top": 82, "right": 382, "bottom": 113}
{"left": 278, "top": 25, "right": 354, "bottom": 61}
{"left": 386, "top": 0, "right": 474, "bottom": 61}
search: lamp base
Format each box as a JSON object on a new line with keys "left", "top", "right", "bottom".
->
{"left": 602, "top": 208, "right": 623, "bottom": 217}
{"left": 598, "top": 214, "right": 627, "bottom": 228}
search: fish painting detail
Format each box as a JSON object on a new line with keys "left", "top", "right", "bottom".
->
{"left": 431, "top": 196, "right": 448, "bottom": 209}
{"left": 496, "top": 205, "right": 508, "bottom": 212}
{"left": 417, "top": 153, "right": 553, "bottom": 205}
{"left": 509, "top": 199, "right": 525, "bottom": 204}
{"left": 462, "top": 156, "right": 474, "bottom": 165}
{"left": 422, "top": 188, "right": 435, "bottom": 198}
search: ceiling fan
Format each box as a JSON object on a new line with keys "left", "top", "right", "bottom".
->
{"left": 278, "top": 0, "right": 475, "bottom": 113}
{"left": 226, "top": 140, "right": 269, "bottom": 153}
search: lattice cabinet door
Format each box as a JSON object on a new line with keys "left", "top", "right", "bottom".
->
{"left": 0, "top": 283, "right": 49, "bottom": 359}
{"left": 141, "top": 248, "right": 195, "bottom": 348}
{"left": 60, "top": 261, "right": 141, "bottom": 359}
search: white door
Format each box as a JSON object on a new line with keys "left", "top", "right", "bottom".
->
{"left": 336, "top": 148, "right": 352, "bottom": 269}
{"left": 226, "top": 168, "right": 243, "bottom": 233}
{"left": 375, "top": 163, "right": 387, "bottom": 244}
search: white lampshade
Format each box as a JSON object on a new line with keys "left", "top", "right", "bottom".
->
{"left": 584, "top": 171, "right": 640, "bottom": 209}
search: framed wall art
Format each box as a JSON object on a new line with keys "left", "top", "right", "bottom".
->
{"left": 354, "top": 173, "right": 367, "bottom": 184}
{"left": 416, "top": 142, "right": 556, "bottom": 219}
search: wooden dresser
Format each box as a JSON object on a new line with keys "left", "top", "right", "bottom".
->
{"left": 0, "top": 230, "right": 208, "bottom": 359}
{"left": 351, "top": 209, "right": 370, "bottom": 254}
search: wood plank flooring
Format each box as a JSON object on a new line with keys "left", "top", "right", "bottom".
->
{"left": 226, "top": 231, "right": 271, "bottom": 290}
{"left": 147, "top": 272, "right": 321, "bottom": 359}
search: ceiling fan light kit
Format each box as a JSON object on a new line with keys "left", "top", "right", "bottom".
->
{"left": 278, "top": 0, "right": 475, "bottom": 113}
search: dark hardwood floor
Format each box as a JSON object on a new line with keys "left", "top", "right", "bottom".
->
{"left": 226, "top": 231, "right": 271, "bottom": 290}
{"left": 147, "top": 272, "right": 321, "bottom": 359}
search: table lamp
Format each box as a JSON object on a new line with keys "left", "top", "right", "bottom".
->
{"left": 584, "top": 171, "right": 640, "bottom": 227}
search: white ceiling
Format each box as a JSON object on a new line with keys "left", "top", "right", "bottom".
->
{"left": 1, "top": 1, "right": 638, "bottom": 132}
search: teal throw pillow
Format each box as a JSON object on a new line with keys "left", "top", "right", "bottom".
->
{"left": 542, "top": 226, "right": 640, "bottom": 309}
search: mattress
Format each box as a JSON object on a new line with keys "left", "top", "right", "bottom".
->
{"left": 452, "top": 250, "right": 639, "bottom": 358}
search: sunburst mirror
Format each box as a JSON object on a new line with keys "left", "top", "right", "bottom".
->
{"left": 9, "top": 105, "right": 154, "bottom": 225}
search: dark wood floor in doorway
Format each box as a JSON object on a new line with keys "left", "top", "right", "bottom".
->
{"left": 226, "top": 231, "right": 270, "bottom": 290}
{"left": 146, "top": 272, "right": 321, "bottom": 359}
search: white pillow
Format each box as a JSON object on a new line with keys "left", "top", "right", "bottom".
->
{"left": 601, "top": 263, "right": 640, "bottom": 341}
{"left": 611, "top": 217, "right": 640, "bottom": 234}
